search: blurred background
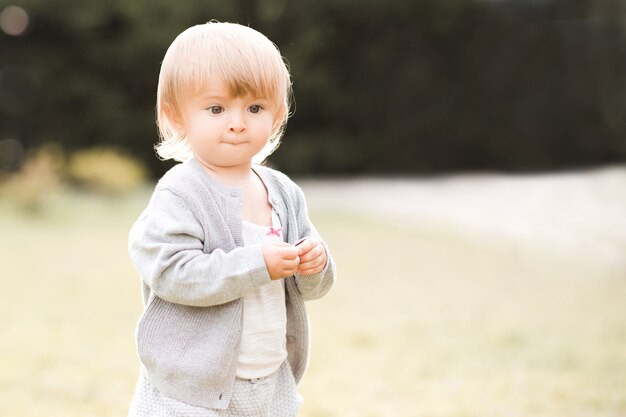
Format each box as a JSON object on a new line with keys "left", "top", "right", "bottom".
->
{"left": 1, "top": 0, "right": 625, "bottom": 416}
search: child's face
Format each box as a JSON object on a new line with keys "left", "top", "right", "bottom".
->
{"left": 176, "top": 80, "right": 277, "bottom": 170}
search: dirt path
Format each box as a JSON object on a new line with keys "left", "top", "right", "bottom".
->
{"left": 300, "top": 165, "right": 626, "bottom": 267}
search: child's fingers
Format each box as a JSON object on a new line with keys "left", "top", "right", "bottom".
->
{"left": 266, "top": 241, "right": 294, "bottom": 250}
{"left": 295, "top": 239, "right": 327, "bottom": 274}
{"left": 266, "top": 241, "right": 299, "bottom": 259}
{"left": 285, "top": 256, "right": 300, "bottom": 270}
{"left": 279, "top": 245, "right": 300, "bottom": 260}
{"left": 263, "top": 242, "right": 300, "bottom": 279}
{"left": 297, "top": 252, "right": 326, "bottom": 274}
{"left": 267, "top": 256, "right": 300, "bottom": 280}
{"left": 277, "top": 256, "right": 300, "bottom": 276}
{"left": 295, "top": 238, "right": 315, "bottom": 256}
{"left": 298, "top": 241, "right": 324, "bottom": 263}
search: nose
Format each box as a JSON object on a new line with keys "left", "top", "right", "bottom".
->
{"left": 228, "top": 111, "right": 246, "bottom": 133}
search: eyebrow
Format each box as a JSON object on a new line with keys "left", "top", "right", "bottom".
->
{"left": 197, "top": 93, "right": 229, "bottom": 101}
{"left": 197, "top": 94, "right": 271, "bottom": 103}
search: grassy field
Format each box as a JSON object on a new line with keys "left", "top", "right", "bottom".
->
{"left": 1, "top": 184, "right": 625, "bottom": 417}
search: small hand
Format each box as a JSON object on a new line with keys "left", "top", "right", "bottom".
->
{"left": 262, "top": 241, "right": 300, "bottom": 280}
{"left": 295, "top": 237, "right": 327, "bottom": 275}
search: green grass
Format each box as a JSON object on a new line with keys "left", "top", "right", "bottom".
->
{"left": 1, "top": 189, "right": 625, "bottom": 416}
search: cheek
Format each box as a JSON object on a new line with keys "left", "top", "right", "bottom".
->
{"left": 187, "top": 116, "right": 215, "bottom": 135}
{"left": 188, "top": 121, "right": 204, "bottom": 137}
{"left": 263, "top": 115, "right": 278, "bottom": 133}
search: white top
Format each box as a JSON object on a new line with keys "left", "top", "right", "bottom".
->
{"left": 236, "top": 210, "right": 288, "bottom": 379}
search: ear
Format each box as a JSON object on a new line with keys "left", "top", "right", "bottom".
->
{"left": 162, "top": 102, "right": 184, "bottom": 132}
{"left": 272, "top": 102, "right": 288, "bottom": 132}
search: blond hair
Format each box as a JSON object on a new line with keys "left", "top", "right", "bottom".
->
{"left": 155, "top": 21, "right": 292, "bottom": 163}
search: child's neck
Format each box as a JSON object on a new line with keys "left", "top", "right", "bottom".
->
{"left": 197, "top": 160, "right": 255, "bottom": 187}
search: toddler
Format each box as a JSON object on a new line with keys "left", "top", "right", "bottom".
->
{"left": 126, "top": 21, "right": 336, "bottom": 417}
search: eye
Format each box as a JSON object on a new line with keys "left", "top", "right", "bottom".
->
{"left": 249, "top": 104, "right": 262, "bottom": 114}
{"left": 208, "top": 106, "right": 223, "bottom": 114}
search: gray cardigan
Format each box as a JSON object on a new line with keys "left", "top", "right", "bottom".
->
{"left": 128, "top": 158, "right": 335, "bottom": 410}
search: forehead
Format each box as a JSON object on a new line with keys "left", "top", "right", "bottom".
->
{"left": 183, "top": 76, "right": 273, "bottom": 103}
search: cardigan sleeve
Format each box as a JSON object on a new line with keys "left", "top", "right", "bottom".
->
{"left": 290, "top": 183, "right": 336, "bottom": 301}
{"left": 128, "top": 187, "right": 272, "bottom": 307}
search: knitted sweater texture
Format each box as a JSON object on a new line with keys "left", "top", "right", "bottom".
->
{"left": 128, "top": 159, "right": 335, "bottom": 410}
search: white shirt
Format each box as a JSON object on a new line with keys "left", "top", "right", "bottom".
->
{"left": 236, "top": 211, "right": 288, "bottom": 379}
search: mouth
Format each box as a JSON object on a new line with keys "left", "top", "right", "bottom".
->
{"left": 220, "top": 139, "right": 248, "bottom": 145}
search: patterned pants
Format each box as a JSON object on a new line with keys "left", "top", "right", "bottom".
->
{"left": 127, "top": 361, "right": 302, "bottom": 417}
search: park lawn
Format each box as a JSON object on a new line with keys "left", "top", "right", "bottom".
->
{"left": 1, "top": 187, "right": 625, "bottom": 417}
